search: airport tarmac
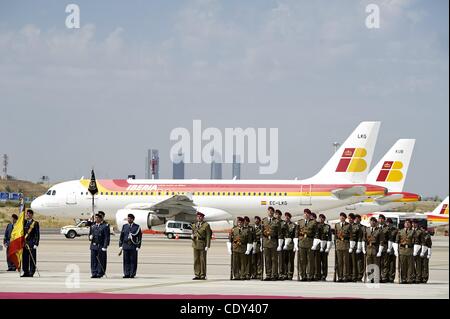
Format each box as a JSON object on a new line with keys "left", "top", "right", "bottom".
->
{"left": 0, "top": 234, "right": 448, "bottom": 299}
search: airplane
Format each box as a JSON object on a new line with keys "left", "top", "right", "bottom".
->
{"left": 320, "top": 139, "right": 420, "bottom": 217}
{"left": 425, "top": 196, "right": 449, "bottom": 228}
{"left": 31, "top": 121, "right": 388, "bottom": 231}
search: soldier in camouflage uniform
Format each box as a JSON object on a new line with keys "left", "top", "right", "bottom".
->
{"left": 275, "top": 210, "right": 287, "bottom": 280}
{"left": 243, "top": 216, "right": 254, "bottom": 280}
{"left": 347, "top": 213, "right": 359, "bottom": 282}
{"left": 394, "top": 219, "right": 415, "bottom": 284}
{"left": 386, "top": 217, "right": 399, "bottom": 283}
{"left": 227, "top": 217, "right": 252, "bottom": 280}
{"left": 411, "top": 219, "right": 425, "bottom": 283}
{"left": 262, "top": 207, "right": 283, "bottom": 280}
{"left": 191, "top": 211, "right": 212, "bottom": 280}
{"left": 282, "top": 212, "right": 297, "bottom": 280}
{"left": 295, "top": 209, "right": 319, "bottom": 281}
{"left": 364, "top": 217, "right": 383, "bottom": 283}
{"left": 419, "top": 225, "right": 432, "bottom": 284}
{"left": 317, "top": 214, "right": 332, "bottom": 281}
{"left": 354, "top": 214, "right": 366, "bottom": 281}
{"left": 334, "top": 212, "right": 351, "bottom": 282}
{"left": 251, "top": 216, "right": 263, "bottom": 279}
{"left": 377, "top": 214, "right": 390, "bottom": 283}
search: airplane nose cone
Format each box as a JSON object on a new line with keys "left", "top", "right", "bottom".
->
{"left": 31, "top": 197, "right": 41, "bottom": 211}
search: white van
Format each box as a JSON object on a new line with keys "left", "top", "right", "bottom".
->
{"left": 165, "top": 221, "right": 192, "bottom": 239}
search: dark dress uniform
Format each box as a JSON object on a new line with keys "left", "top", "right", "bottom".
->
{"left": 420, "top": 230, "right": 432, "bottom": 283}
{"left": 387, "top": 224, "right": 399, "bottom": 282}
{"left": 412, "top": 227, "right": 424, "bottom": 283}
{"left": 119, "top": 223, "right": 142, "bottom": 278}
{"left": 89, "top": 222, "right": 110, "bottom": 278}
{"left": 355, "top": 223, "right": 366, "bottom": 281}
{"left": 278, "top": 219, "right": 288, "bottom": 279}
{"left": 283, "top": 221, "right": 297, "bottom": 280}
{"left": 317, "top": 222, "right": 332, "bottom": 280}
{"left": 243, "top": 224, "right": 254, "bottom": 279}
{"left": 335, "top": 221, "right": 351, "bottom": 282}
{"left": 296, "top": 219, "right": 317, "bottom": 281}
{"left": 23, "top": 219, "right": 40, "bottom": 277}
{"left": 261, "top": 217, "right": 282, "bottom": 280}
{"left": 378, "top": 223, "right": 390, "bottom": 282}
{"left": 251, "top": 224, "right": 263, "bottom": 279}
{"left": 3, "top": 222, "right": 16, "bottom": 271}
{"left": 348, "top": 222, "right": 360, "bottom": 282}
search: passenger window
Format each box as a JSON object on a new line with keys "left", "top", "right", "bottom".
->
{"left": 46, "top": 190, "right": 51, "bottom": 195}
{"left": 52, "top": 190, "right": 56, "bottom": 196}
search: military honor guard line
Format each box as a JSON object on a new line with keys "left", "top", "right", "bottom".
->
{"left": 3, "top": 203, "right": 432, "bottom": 285}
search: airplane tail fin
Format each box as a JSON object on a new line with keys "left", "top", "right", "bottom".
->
{"left": 430, "top": 196, "right": 449, "bottom": 215}
{"left": 366, "top": 139, "right": 415, "bottom": 192}
{"left": 311, "top": 121, "right": 380, "bottom": 184}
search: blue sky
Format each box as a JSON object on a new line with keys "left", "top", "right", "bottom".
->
{"left": 0, "top": 0, "right": 448, "bottom": 198}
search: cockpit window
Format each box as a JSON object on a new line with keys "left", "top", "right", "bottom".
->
{"left": 52, "top": 190, "right": 56, "bottom": 196}
{"left": 46, "top": 190, "right": 52, "bottom": 195}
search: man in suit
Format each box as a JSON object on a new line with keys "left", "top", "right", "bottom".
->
{"left": 3, "top": 214, "right": 18, "bottom": 271}
{"left": 119, "top": 213, "right": 142, "bottom": 278}
{"left": 22, "top": 209, "right": 40, "bottom": 277}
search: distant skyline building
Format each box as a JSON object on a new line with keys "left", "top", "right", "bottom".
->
{"left": 232, "top": 154, "right": 241, "bottom": 179}
{"left": 210, "top": 149, "right": 222, "bottom": 180}
{"left": 145, "top": 149, "right": 159, "bottom": 179}
{"left": 172, "top": 149, "right": 185, "bottom": 179}
{"left": 2, "top": 154, "right": 8, "bottom": 180}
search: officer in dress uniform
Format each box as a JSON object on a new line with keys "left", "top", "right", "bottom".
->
{"left": 386, "top": 217, "right": 398, "bottom": 283}
{"left": 295, "top": 209, "right": 319, "bottom": 281}
{"left": 275, "top": 210, "right": 287, "bottom": 280}
{"left": 89, "top": 213, "right": 110, "bottom": 278}
{"left": 191, "top": 211, "right": 212, "bottom": 280}
{"left": 394, "top": 219, "right": 415, "bottom": 284}
{"left": 411, "top": 219, "right": 425, "bottom": 283}
{"left": 3, "top": 214, "right": 18, "bottom": 271}
{"left": 251, "top": 216, "right": 263, "bottom": 279}
{"left": 228, "top": 217, "right": 251, "bottom": 280}
{"left": 282, "top": 212, "right": 296, "bottom": 280}
{"left": 243, "top": 216, "right": 254, "bottom": 280}
{"left": 22, "top": 209, "right": 40, "bottom": 277}
{"left": 261, "top": 207, "right": 282, "bottom": 281}
{"left": 354, "top": 214, "right": 366, "bottom": 282}
{"left": 317, "top": 214, "right": 332, "bottom": 281}
{"left": 377, "top": 214, "right": 390, "bottom": 283}
{"left": 419, "top": 225, "right": 432, "bottom": 284}
{"left": 119, "top": 214, "right": 142, "bottom": 278}
{"left": 364, "top": 217, "right": 383, "bottom": 283}
{"left": 311, "top": 212, "right": 322, "bottom": 281}
{"left": 334, "top": 212, "right": 351, "bottom": 282}
{"left": 348, "top": 213, "right": 359, "bottom": 282}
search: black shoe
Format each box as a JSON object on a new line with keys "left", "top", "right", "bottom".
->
{"left": 123, "top": 275, "right": 130, "bottom": 278}
{"left": 21, "top": 273, "right": 30, "bottom": 277}
{"left": 263, "top": 277, "right": 272, "bottom": 281}
{"left": 301, "top": 278, "right": 307, "bottom": 282}
{"left": 7, "top": 268, "right": 16, "bottom": 272}
{"left": 199, "top": 277, "right": 206, "bottom": 280}
{"left": 91, "top": 275, "right": 98, "bottom": 278}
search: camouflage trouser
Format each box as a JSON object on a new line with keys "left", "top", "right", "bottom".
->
{"left": 251, "top": 252, "right": 263, "bottom": 278}
{"left": 366, "top": 254, "right": 381, "bottom": 282}
{"left": 399, "top": 254, "right": 414, "bottom": 283}
{"left": 356, "top": 252, "right": 365, "bottom": 281}
{"left": 421, "top": 257, "right": 429, "bottom": 283}
{"left": 388, "top": 253, "right": 396, "bottom": 282}
{"left": 232, "top": 252, "right": 246, "bottom": 279}
{"left": 278, "top": 250, "right": 286, "bottom": 278}
{"left": 413, "top": 255, "right": 422, "bottom": 283}
{"left": 319, "top": 251, "right": 328, "bottom": 280}
{"left": 349, "top": 251, "right": 358, "bottom": 281}
{"left": 298, "top": 247, "right": 315, "bottom": 280}
{"left": 264, "top": 247, "right": 278, "bottom": 279}
{"left": 380, "top": 251, "right": 389, "bottom": 281}
{"left": 193, "top": 249, "right": 207, "bottom": 278}
{"left": 336, "top": 249, "right": 350, "bottom": 281}
{"left": 283, "top": 250, "right": 295, "bottom": 279}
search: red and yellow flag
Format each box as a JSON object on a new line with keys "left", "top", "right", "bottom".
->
{"left": 8, "top": 200, "right": 25, "bottom": 270}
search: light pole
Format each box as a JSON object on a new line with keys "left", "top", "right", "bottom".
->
{"left": 333, "top": 142, "right": 341, "bottom": 153}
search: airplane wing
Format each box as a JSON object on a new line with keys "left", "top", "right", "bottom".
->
{"left": 331, "top": 186, "right": 366, "bottom": 200}
{"left": 125, "top": 194, "right": 197, "bottom": 215}
{"left": 374, "top": 193, "right": 404, "bottom": 204}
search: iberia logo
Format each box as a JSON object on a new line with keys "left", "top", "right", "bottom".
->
{"left": 376, "top": 161, "right": 404, "bottom": 182}
{"left": 336, "top": 148, "right": 367, "bottom": 173}
{"left": 440, "top": 204, "right": 448, "bottom": 215}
